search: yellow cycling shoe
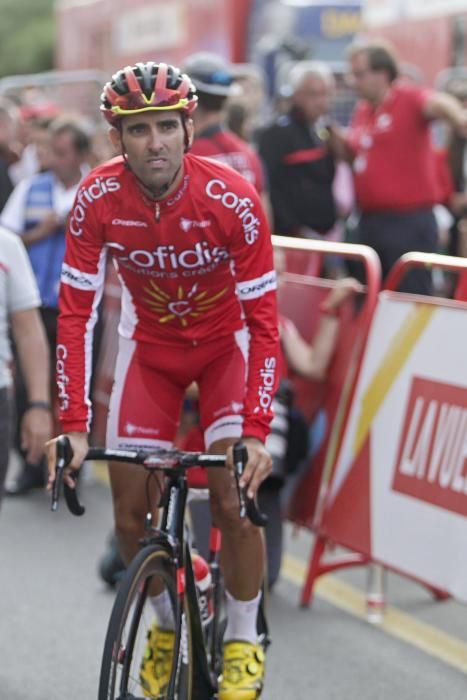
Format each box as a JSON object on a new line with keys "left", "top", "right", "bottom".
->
{"left": 218, "top": 640, "right": 265, "bottom": 699}
{"left": 139, "top": 623, "right": 175, "bottom": 698}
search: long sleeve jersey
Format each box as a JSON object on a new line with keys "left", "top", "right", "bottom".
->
{"left": 57, "top": 153, "right": 279, "bottom": 442}
{"left": 257, "top": 108, "right": 336, "bottom": 235}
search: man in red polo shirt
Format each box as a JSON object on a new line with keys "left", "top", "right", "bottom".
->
{"left": 332, "top": 40, "right": 467, "bottom": 294}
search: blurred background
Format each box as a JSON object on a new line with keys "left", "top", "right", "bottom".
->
{"left": 0, "top": 0, "right": 465, "bottom": 122}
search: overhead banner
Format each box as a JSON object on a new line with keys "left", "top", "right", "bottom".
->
{"left": 364, "top": 0, "right": 467, "bottom": 26}
{"left": 323, "top": 294, "right": 467, "bottom": 602}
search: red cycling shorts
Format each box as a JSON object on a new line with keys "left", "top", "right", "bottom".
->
{"left": 106, "top": 329, "right": 249, "bottom": 451}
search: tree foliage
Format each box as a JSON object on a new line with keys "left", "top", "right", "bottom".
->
{"left": 0, "top": 0, "right": 55, "bottom": 78}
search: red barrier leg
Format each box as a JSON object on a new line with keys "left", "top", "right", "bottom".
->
{"left": 300, "top": 535, "right": 326, "bottom": 608}
{"left": 300, "top": 536, "right": 370, "bottom": 608}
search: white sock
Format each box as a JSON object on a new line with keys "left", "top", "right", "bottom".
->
{"left": 224, "top": 590, "right": 261, "bottom": 645}
{"left": 150, "top": 590, "right": 175, "bottom": 631}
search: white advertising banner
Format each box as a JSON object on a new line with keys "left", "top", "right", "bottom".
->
{"left": 328, "top": 294, "right": 467, "bottom": 602}
{"left": 114, "top": 2, "right": 187, "bottom": 55}
{"left": 364, "top": 0, "right": 466, "bottom": 26}
{"left": 408, "top": 0, "right": 467, "bottom": 19}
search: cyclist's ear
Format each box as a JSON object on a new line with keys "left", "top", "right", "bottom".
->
{"left": 108, "top": 125, "right": 123, "bottom": 154}
{"left": 183, "top": 117, "right": 194, "bottom": 153}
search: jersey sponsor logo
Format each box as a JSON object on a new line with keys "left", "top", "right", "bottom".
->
{"left": 179, "top": 217, "right": 211, "bottom": 232}
{"left": 56, "top": 344, "right": 70, "bottom": 410}
{"left": 112, "top": 218, "right": 148, "bottom": 227}
{"left": 206, "top": 178, "right": 260, "bottom": 245}
{"left": 254, "top": 357, "right": 277, "bottom": 413}
{"left": 167, "top": 175, "right": 189, "bottom": 206}
{"left": 69, "top": 176, "right": 121, "bottom": 236}
{"left": 109, "top": 241, "right": 229, "bottom": 272}
{"left": 61, "top": 264, "right": 97, "bottom": 290}
{"left": 236, "top": 271, "right": 277, "bottom": 301}
{"left": 145, "top": 281, "right": 228, "bottom": 327}
{"left": 124, "top": 422, "right": 160, "bottom": 437}
{"left": 392, "top": 377, "right": 467, "bottom": 516}
{"left": 376, "top": 113, "right": 392, "bottom": 131}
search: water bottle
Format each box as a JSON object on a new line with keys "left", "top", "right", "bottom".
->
{"left": 192, "top": 553, "right": 214, "bottom": 627}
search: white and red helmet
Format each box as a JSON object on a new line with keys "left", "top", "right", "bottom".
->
{"left": 100, "top": 62, "right": 198, "bottom": 126}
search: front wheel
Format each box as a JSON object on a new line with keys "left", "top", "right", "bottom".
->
{"left": 98, "top": 544, "right": 193, "bottom": 700}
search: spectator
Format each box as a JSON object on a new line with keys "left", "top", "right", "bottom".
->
{"left": 0, "top": 227, "right": 52, "bottom": 507}
{"left": 227, "top": 63, "right": 268, "bottom": 141}
{"left": 29, "top": 117, "right": 54, "bottom": 173}
{"left": 1, "top": 115, "right": 91, "bottom": 495}
{"left": 8, "top": 100, "right": 60, "bottom": 186}
{"left": 0, "top": 99, "right": 18, "bottom": 212}
{"left": 257, "top": 61, "right": 338, "bottom": 239}
{"left": 446, "top": 78, "right": 467, "bottom": 260}
{"left": 261, "top": 273, "right": 361, "bottom": 587}
{"left": 183, "top": 52, "right": 266, "bottom": 195}
{"left": 330, "top": 40, "right": 467, "bottom": 294}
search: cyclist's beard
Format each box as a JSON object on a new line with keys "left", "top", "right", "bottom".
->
{"left": 121, "top": 151, "right": 182, "bottom": 200}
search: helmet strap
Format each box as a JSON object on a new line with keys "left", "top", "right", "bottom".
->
{"left": 182, "top": 114, "right": 191, "bottom": 153}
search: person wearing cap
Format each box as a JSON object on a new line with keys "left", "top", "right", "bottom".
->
{"left": 183, "top": 52, "right": 268, "bottom": 201}
{"left": 45, "top": 61, "right": 279, "bottom": 699}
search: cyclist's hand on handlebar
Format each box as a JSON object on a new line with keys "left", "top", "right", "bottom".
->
{"left": 45, "top": 431, "right": 89, "bottom": 490}
{"left": 228, "top": 437, "right": 272, "bottom": 499}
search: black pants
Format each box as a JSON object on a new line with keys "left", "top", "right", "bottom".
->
{"left": 356, "top": 208, "right": 438, "bottom": 295}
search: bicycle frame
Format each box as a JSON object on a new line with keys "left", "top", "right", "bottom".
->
{"left": 144, "top": 468, "right": 219, "bottom": 696}
{"left": 51, "top": 437, "right": 269, "bottom": 699}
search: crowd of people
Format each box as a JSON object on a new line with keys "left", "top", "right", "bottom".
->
{"left": 0, "top": 37, "right": 467, "bottom": 700}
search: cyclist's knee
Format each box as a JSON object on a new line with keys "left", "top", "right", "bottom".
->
{"left": 114, "top": 500, "right": 146, "bottom": 541}
{"left": 210, "top": 492, "right": 255, "bottom": 537}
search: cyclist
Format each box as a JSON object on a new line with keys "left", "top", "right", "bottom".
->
{"left": 46, "top": 61, "right": 279, "bottom": 699}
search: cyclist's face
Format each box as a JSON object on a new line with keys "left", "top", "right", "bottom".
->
{"left": 112, "top": 110, "right": 193, "bottom": 197}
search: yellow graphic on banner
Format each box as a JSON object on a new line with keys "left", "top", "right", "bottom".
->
{"left": 353, "top": 304, "right": 436, "bottom": 456}
{"left": 144, "top": 281, "right": 227, "bottom": 327}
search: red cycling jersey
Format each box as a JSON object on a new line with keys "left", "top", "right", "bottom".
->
{"left": 57, "top": 153, "right": 279, "bottom": 442}
{"left": 191, "top": 126, "right": 264, "bottom": 193}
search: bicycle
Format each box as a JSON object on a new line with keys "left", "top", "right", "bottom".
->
{"left": 51, "top": 436, "right": 270, "bottom": 700}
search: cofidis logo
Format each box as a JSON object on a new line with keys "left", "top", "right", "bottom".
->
{"left": 206, "top": 178, "right": 260, "bottom": 245}
{"left": 70, "top": 176, "right": 121, "bottom": 236}
{"left": 392, "top": 377, "right": 467, "bottom": 516}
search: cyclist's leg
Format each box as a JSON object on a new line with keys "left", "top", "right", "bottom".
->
{"left": 198, "top": 330, "right": 266, "bottom": 697}
{"left": 105, "top": 337, "right": 193, "bottom": 697}
{"left": 197, "top": 329, "right": 265, "bottom": 602}
{"left": 207, "top": 437, "right": 266, "bottom": 699}
{"left": 106, "top": 337, "right": 186, "bottom": 566}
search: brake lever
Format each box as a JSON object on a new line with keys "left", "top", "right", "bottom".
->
{"left": 51, "top": 435, "right": 85, "bottom": 516}
{"left": 232, "top": 442, "right": 268, "bottom": 527}
{"left": 64, "top": 473, "right": 85, "bottom": 516}
{"left": 233, "top": 442, "right": 248, "bottom": 518}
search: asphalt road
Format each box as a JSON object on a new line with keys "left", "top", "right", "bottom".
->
{"left": 0, "top": 476, "right": 466, "bottom": 700}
